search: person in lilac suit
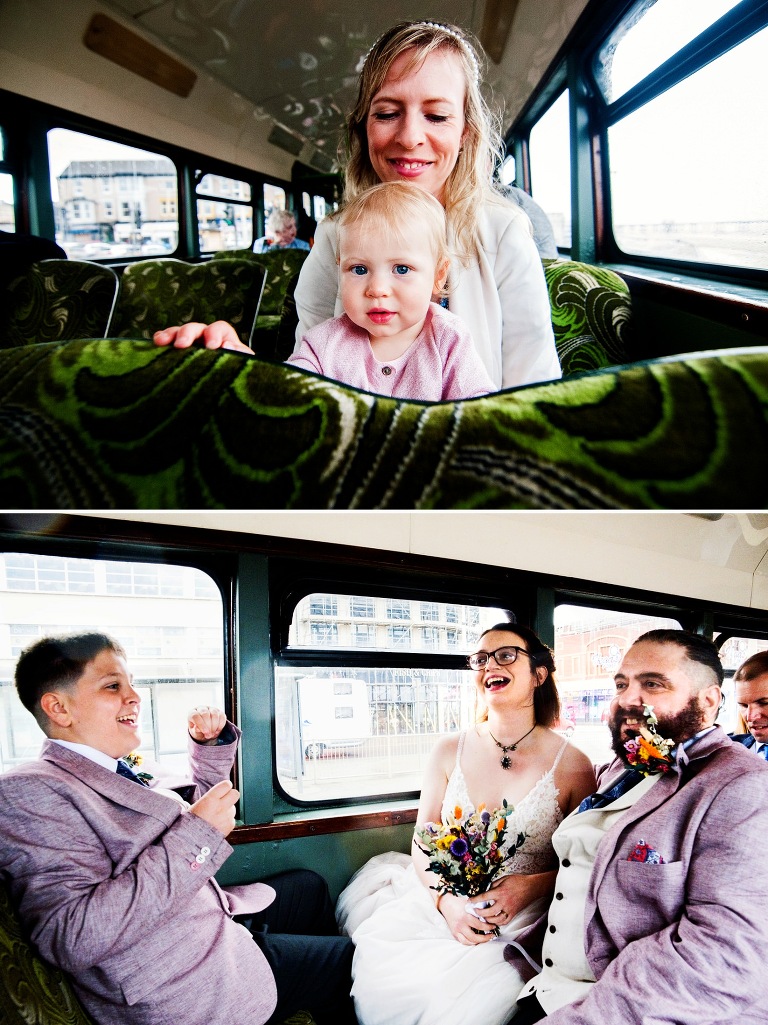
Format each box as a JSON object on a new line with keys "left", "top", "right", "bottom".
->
{"left": 504, "top": 629, "right": 768, "bottom": 1025}
{"left": 0, "top": 632, "right": 355, "bottom": 1025}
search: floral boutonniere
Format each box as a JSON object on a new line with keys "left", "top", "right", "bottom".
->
{"left": 124, "top": 751, "right": 154, "bottom": 785}
{"left": 624, "top": 705, "right": 674, "bottom": 775}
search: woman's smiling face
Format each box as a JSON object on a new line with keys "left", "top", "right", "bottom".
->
{"left": 473, "top": 630, "right": 539, "bottom": 707}
{"left": 366, "top": 47, "right": 467, "bottom": 203}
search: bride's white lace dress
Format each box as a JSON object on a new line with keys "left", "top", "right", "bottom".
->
{"left": 335, "top": 734, "right": 568, "bottom": 1025}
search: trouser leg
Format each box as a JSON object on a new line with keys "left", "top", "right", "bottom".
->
{"left": 504, "top": 992, "right": 547, "bottom": 1024}
{"left": 243, "top": 869, "right": 356, "bottom": 1025}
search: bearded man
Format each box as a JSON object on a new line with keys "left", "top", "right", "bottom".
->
{"left": 503, "top": 629, "right": 768, "bottom": 1025}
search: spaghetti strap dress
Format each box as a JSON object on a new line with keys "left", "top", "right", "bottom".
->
{"left": 335, "top": 734, "right": 569, "bottom": 1025}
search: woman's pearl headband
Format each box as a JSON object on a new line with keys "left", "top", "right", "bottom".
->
{"left": 361, "top": 21, "right": 481, "bottom": 85}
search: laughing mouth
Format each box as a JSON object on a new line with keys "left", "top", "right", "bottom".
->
{"left": 390, "top": 159, "right": 431, "bottom": 170}
{"left": 117, "top": 715, "right": 138, "bottom": 725}
{"left": 484, "top": 676, "right": 508, "bottom": 689}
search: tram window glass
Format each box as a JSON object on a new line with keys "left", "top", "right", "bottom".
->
{"left": 0, "top": 175, "right": 13, "bottom": 232}
{"left": 499, "top": 154, "right": 516, "bottom": 187}
{"left": 716, "top": 634, "right": 768, "bottom": 731}
{"left": 47, "top": 129, "right": 179, "bottom": 260}
{"left": 528, "top": 90, "right": 571, "bottom": 249}
{"left": 608, "top": 26, "right": 768, "bottom": 271}
{"left": 554, "top": 603, "right": 682, "bottom": 766}
{"left": 0, "top": 553, "right": 224, "bottom": 774}
{"left": 275, "top": 593, "right": 507, "bottom": 802}
{"left": 263, "top": 182, "right": 286, "bottom": 225}
{"left": 596, "top": 0, "right": 745, "bottom": 103}
{"left": 196, "top": 172, "right": 253, "bottom": 252}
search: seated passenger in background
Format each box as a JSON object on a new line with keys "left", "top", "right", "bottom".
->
{"left": 504, "top": 630, "right": 768, "bottom": 1025}
{"left": 253, "top": 209, "right": 311, "bottom": 253}
{"left": 286, "top": 181, "right": 497, "bottom": 400}
{"left": 732, "top": 650, "right": 768, "bottom": 756}
{"left": 0, "top": 633, "right": 355, "bottom": 1025}
{"left": 0, "top": 229, "right": 66, "bottom": 294}
{"left": 501, "top": 185, "right": 558, "bottom": 260}
{"left": 335, "top": 622, "right": 595, "bottom": 1025}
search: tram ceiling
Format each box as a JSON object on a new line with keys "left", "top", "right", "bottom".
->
{"left": 99, "top": 0, "right": 587, "bottom": 165}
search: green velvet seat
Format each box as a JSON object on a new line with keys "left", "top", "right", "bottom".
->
{"left": 110, "top": 258, "right": 266, "bottom": 347}
{"left": 211, "top": 248, "right": 309, "bottom": 358}
{"left": 2, "top": 337, "right": 767, "bottom": 509}
{"left": 0, "top": 879, "right": 314, "bottom": 1025}
{"left": 1, "top": 260, "right": 119, "bottom": 350}
{"left": 543, "top": 259, "right": 633, "bottom": 375}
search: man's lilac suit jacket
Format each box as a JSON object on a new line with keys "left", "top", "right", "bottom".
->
{"left": 0, "top": 730, "right": 277, "bottom": 1025}
{"left": 505, "top": 726, "right": 768, "bottom": 1024}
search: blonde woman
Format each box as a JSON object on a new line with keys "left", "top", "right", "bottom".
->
{"left": 155, "top": 22, "right": 559, "bottom": 391}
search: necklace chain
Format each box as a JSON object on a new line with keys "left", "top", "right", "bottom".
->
{"left": 488, "top": 723, "right": 536, "bottom": 770}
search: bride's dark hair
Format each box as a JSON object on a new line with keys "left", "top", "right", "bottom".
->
{"left": 474, "top": 622, "right": 560, "bottom": 727}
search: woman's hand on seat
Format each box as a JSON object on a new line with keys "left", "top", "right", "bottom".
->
{"left": 153, "top": 320, "right": 253, "bottom": 354}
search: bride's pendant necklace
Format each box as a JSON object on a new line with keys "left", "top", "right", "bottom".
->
{"left": 488, "top": 723, "right": 536, "bottom": 769}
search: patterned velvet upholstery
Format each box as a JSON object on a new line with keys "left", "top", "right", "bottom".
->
{"left": 111, "top": 259, "right": 266, "bottom": 347}
{"left": 0, "top": 881, "right": 94, "bottom": 1025}
{"left": 0, "top": 879, "right": 315, "bottom": 1025}
{"left": 543, "top": 259, "right": 633, "bottom": 375}
{"left": 2, "top": 337, "right": 767, "bottom": 509}
{"left": 1, "top": 260, "right": 118, "bottom": 349}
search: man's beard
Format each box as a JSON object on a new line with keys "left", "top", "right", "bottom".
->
{"left": 609, "top": 696, "right": 708, "bottom": 765}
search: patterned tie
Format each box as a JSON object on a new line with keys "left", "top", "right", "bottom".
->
{"left": 116, "top": 759, "right": 148, "bottom": 785}
{"left": 577, "top": 768, "right": 644, "bottom": 812}
{"left": 759, "top": 744, "right": 768, "bottom": 760}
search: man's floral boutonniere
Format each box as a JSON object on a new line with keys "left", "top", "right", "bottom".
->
{"left": 624, "top": 705, "right": 674, "bottom": 775}
{"left": 124, "top": 751, "right": 153, "bottom": 784}
{"left": 415, "top": 801, "right": 525, "bottom": 898}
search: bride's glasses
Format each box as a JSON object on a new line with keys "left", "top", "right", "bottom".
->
{"left": 467, "top": 646, "right": 535, "bottom": 670}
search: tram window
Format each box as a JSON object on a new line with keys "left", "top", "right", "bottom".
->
{"left": 608, "top": 25, "right": 768, "bottom": 271}
{"left": 276, "top": 593, "right": 506, "bottom": 802}
{"left": 0, "top": 553, "right": 224, "bottom": 774}
{"left": 554, "top": 603, "right": 682, "bottom": 766}
{"left": 264, "top": 182, "right": 286, "bottom": 224}
{"left": 528, "top": 90, "right": 571, "bottom": 249}
{"left": 499, "top": 154, "right": 516, "bottom": 187}
{"left": 196, "top": 172, "right": 253, "bottom": 252}
{"left": 0, "top": 174, "right": 13, "bottom": 232}
{"left": 596, "top": 0, "right": 745, "bottom": 104}
{"left": 47, "top": 129, "right": 179, "bottom": 260}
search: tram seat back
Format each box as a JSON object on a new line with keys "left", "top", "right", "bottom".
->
{"left": 212, "top": 248, "right": 309, "bottom": 358}
{"left": 110, "top": 258, "right": 266, "bottom": 347}
{"left": 543, "top": 259, "right": 633, "bottom": 376}
{"left": 1, "top": 260, "right": 119, "bottom": 349}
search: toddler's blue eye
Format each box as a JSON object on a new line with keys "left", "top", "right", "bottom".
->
{"left": 351, "top": 266, "right": 367, "bottom": 275}
{"left": 394, "top": 265, "right": 410, "bottom": 275}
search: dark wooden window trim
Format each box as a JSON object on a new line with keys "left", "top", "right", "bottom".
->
{"left": 231, "top": 806, "right": 418, "bottom": 844}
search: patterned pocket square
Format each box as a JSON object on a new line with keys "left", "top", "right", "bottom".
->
{"left": 627, "top": 839, "right": 665, "bottom": 864}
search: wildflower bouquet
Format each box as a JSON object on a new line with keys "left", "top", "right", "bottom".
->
{"left": 415, "top": 801, "right": 525, "bottom": 898}
{"left": 623, "top": 704, "right": 674, "bottom": 775}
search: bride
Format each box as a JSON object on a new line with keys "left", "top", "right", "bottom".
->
{"left": 336, "top": 623, "right": 596, "bottom": 1025}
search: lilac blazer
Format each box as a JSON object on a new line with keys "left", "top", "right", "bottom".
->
{"left": 0, "top": 731, "right": 277, "bottom": 1025}
{"left": 505, "top": 727, "right": 768, "bottom": 1024}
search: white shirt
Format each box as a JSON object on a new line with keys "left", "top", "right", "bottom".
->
{"left": 51, "top": 738, "right": 119, "bottom": 772}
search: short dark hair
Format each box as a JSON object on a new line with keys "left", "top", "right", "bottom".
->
{"left": 15, "top": 633, "right": 126, "bottom": 725}
{"left": 633, "top": 629, "right": 724, "bottom": 687}
{"left": 733, "top": 650, "right": 768, "bottom": 683}
{"left": 477, "top": 622, "right": 560, "bottom": 727}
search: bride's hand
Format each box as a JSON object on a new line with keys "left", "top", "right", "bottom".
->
{"left": 437, "top": 892, "right": 499, "bottom": 945}
{"left": 481, "top": 872, "right": 555, "bottom": 927}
